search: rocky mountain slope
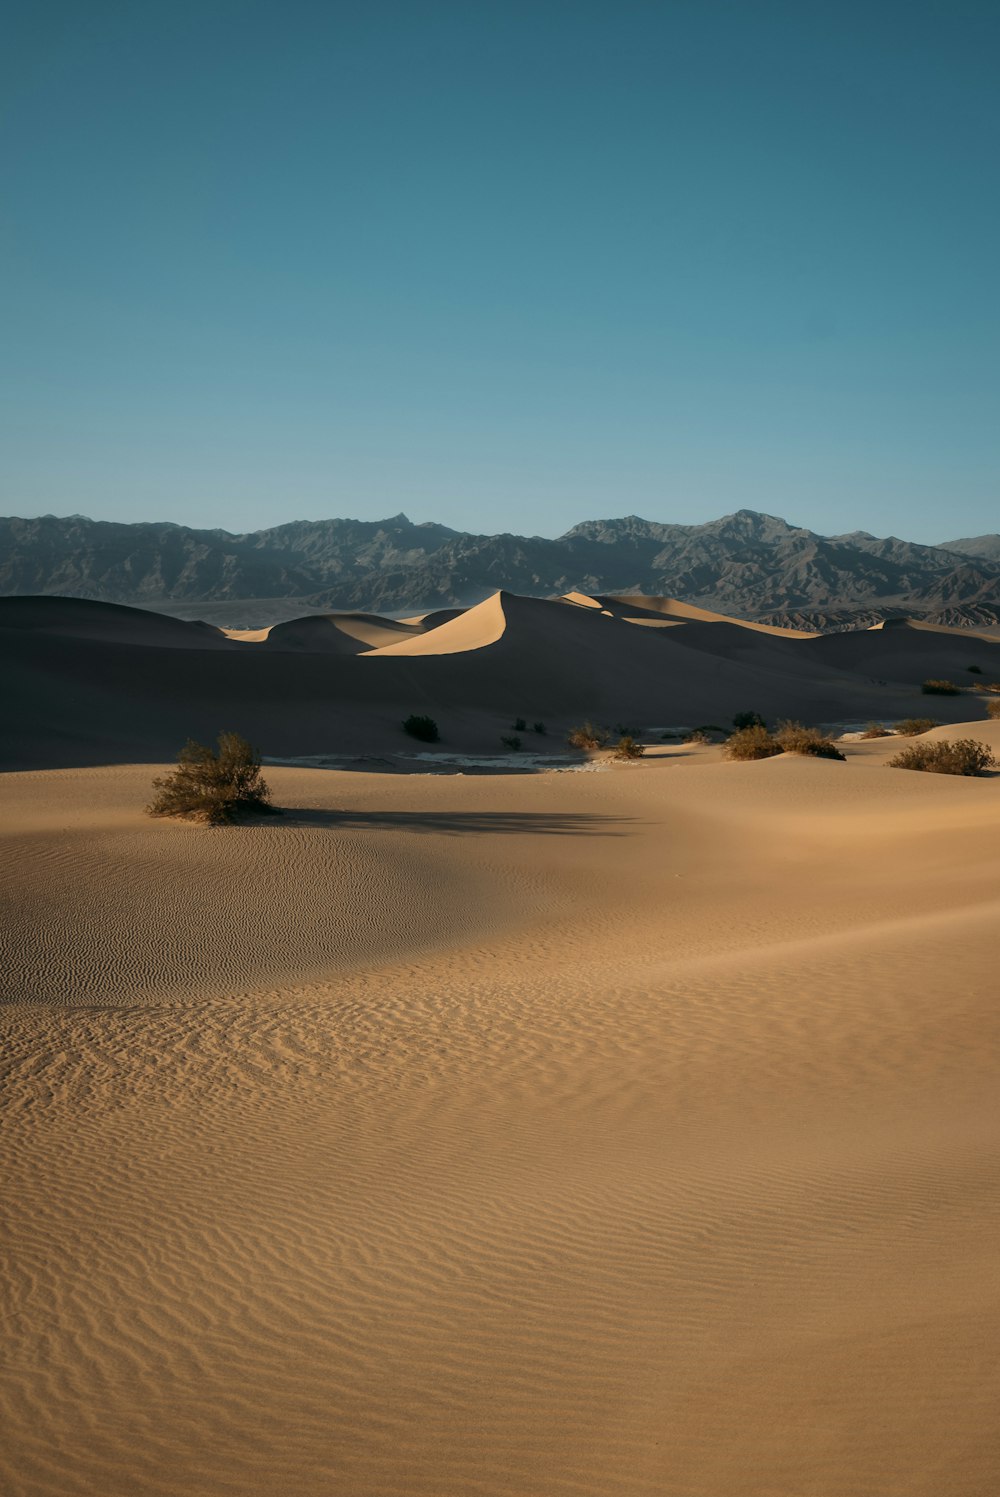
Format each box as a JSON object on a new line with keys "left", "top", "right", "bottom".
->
{"left": 2, "top": 509, "right": 999, "bottom": 623}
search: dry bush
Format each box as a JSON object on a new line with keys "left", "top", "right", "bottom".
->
{"left": 889, "top": 738, "right": 996, "bottom": 777}
{"left": 774, "top": 721, "right": 846, "bottom": 760}
{"left": 403, "top": 714, "right": 439, "bottom": 742}
{"left": 532, "top": 721, "right": 546, "bottom": 735}
{"left": 921, "top": 679, "right": 960, "bottom": 695}
{"left": 723, "top": 725, "right": 781, "bottom": 761}
{"left": 968, "top": 664, "right": 983, "bottom": 674}
{"left": 684, "top": 729, "right": 712, "bottom": 745}
{"left": 860, "top": 722, "right": 892, "bottom": 738}
{"left": 148, "top": 732, "right": 274, "bottom": 826}
{"left": 732, "top": 710, "right": 767, "bottom": 730}
{"left": 500, "top": 733, "right": 522, "bottom": 751}
{"left": 612, "top": 735, "right": 645, "bottom": 760}
{"left": 985, "top": 699, "right": 1000, "bottom": 720}
{"left": 568, "top": 720, "right": 610, "bottom": 750}
{"left": 895, "top": 717, "right": 939, "bottom": 736}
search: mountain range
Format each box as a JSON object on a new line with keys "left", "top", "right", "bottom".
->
{"left": 2, "top": 509, "right": 999, "bottom": 627}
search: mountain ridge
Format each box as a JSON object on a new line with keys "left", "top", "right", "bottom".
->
{"left": 3, "top": 509, "right": 999, "bottom": 625}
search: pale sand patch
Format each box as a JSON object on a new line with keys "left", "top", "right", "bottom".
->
{"left": 2, "top": 752, "right": 999, "bottom": 1496}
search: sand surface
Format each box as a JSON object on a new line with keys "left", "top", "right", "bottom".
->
{"left": 3, "top": 734, "right": 1000, "bottom": 1496}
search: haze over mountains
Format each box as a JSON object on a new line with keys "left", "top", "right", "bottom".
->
{"left": 3, "top": 509, "right": 1000, "bottom": 627}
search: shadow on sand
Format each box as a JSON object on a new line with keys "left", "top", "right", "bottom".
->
{"left": 279, "top": 807, "right": 632, "bottom": 837}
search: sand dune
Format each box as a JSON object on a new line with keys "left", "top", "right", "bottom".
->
{"left": 4, "top": 589, "right": 998, "bottom": 770}
{"left": 2, "top": 741, "right": 999, "bottom": 1496}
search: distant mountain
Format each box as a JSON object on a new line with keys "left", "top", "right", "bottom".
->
{"left": 2, "top": 508, "right": 1000, "bottom": 624}
{"left": 941, "top": 533, "right": 1000, "bottom": 563}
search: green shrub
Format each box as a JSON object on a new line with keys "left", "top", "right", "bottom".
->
{"left": 613, "top": 735, "right": 645, "bottom": 760}
{"left": 860, "top": 722, "right": 891, "bottom": 738}
{"left": 148, "top": 732, "right": 275, "bottom": 826}
{"left": 889, "top": 738, "right": 996, "bottom": 777}
{"left": 501, "top": 734, "right": 522, "bottom": 751}
{"left": 985, "top": 699, "right": 1000, "bottom": 720}
{"left": 723, "top": 725, "right": 781, "bottom": 761}
{"left": 922, "top": 679, "right": 960, "bottom": 695}
{"left": 568, "top": 720, "right": 610, "bottom": 750}
{"left": 895, "top": 718, "right": 939, "bottom": 736}
{"left": 531, "top": 721, "right": 546, "bottom": 735}
{"left": 968, "top": 664, "right": 983, "bottom": 674}
{"left": 512, "top": 717, "right": 527, "bottom": 732}
{"left": 774, "top": 721, "right": 846, "bottom": 761}
{"left": 732, "top": 710, "right": 767, "bottom": 731}
{"left": 403, "top": 714, "right": 439, "bottom": 742}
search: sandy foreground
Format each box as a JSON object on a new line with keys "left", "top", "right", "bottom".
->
{"left": 3, "top": 736, "right": 1000, "bottom": 1496}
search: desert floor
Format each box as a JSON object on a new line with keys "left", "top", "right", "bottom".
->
{"left": 3, "top": 733, "right": 1000, "bottom": 1495}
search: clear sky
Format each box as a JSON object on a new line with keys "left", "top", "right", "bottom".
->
{"left": 2, "top": 0, "right": 997, "bottom": 543}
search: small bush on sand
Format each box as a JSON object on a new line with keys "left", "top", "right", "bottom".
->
{"left": 512, "top": 717, "right": 527, "bottom": 732}
{"left": 723, "top": 725, "right": 781, "bottom": 761}
{"left": 860, "top": 722, "right": 892, "bottom": 738}
{"left": 532, "top": 721, "right": 546, "bottom": 735}
{"left": 148, "top": 732, "right": 274, "bottom": 825}
{"left": 732, "top": 710, "right": 767, "bottom": 731}
{"left": 501, "top": 734, "right": 522, "bottom": 751}
{"left": 568, "top": 720, "right": 610, "bottom": 750}
{"left": 968, "top": 664, "right": 983, "bottom": 674}
{"left": 774, "top": 721, "right": 846, "bottom": 761}
{"left": 889, "top": 738, "right": 996, "bottom": 777}
{"left": 403, "top": 714, "right": 439, "bottom": 742}
{"left": 684, "top": 729, "right": 712, "bottom": 745}
{"left": 613, "top": 735, "right": 645, "bottom": 760}
{"left": 985, "top": 699, "right": 1000, "bottom": 720}
{"left": 895, "top": 717, "right": 939, "bottom": 736}
{"left": 922, "top": 679, "right": 960, "bottom": 695}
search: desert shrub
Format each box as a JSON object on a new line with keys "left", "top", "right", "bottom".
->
{"left": 500, "top": 734, "right": 522, "bottom": 751}
{"left": 922, "top": 679, "right": 960, "bottom": 695}
{"left": 531, "top": 721, "right": 546, "bottom": 735}
{"left": 723, "top": 725, "right": 781, "bottom": 761}
{"left": 968, "top": 664, "right": 983, "bottom": 673}
{"left": 732, "top": 710, "right": 767, "bottom": 731}
{"left": 684, "top": 729, "right": 712, "bottom": 745}
{"left": 568, "top": 720, "right": 610, "bottom": 750}
{"left": 895, "top": 717, "right": 939, "bottom": 736}
{"left": 403, "top": 714, "right": 439, "bottom": 742}
{"left": 860, "top": 722, "right": 891, "bottom": 738}
{"left": 888, "top": 738, "right": 996, "bottom": 777}
{"left": 613, "top": 735, "right": 645, "bottom": 760}
{"left": 774, "top": 721, "right": 846, "bottom": 761}
{"left": 985, "top": 699, "right": 1000, "bottom": 720}
{"left": 148, "top": 732, "right": 274, "bottom": 826}
{"left": 512, "top": 717, "right": 527, "bottom": 732}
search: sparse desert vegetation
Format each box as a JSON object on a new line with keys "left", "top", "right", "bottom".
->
{"left": 723, "top": 724, "right": 782, "bottom": 760}
{"left": 889, "top": 738, "right": 997, "bottom": 777}
{"left": 568, "top": 720, "right": 610, "bottom": 750}
{"left": 403, "top": 714, "right": 440, "bottom": 742}
{"left": 684, "top": 729, "right": 712, "bottom": 745}
{"left": 922, "top": 679, "right": 961, "bottom": 695}
{"left": 612, "top": 735, "right": 645, "bottom": 760}
{"left": 895, "top": 717, "right": 939, "bottom": 736}
{"left": 985, "top": 699, "right": 1000, "bottom": 720}
{"left": 147, "top": 732, "right": 275, "bottom": 825}
{"left": 732, "top": 710, "right": 767, "bottom": 730}
{"left": 774, "top": 721, "right": 846, "bottom": 760}
{"left": 500, "top": 733, "right": 522, "bottom": 751}
{"left": 860, "top": 722, "right": 892, "bottom": 738}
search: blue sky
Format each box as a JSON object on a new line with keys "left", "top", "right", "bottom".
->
{"left": 2, "top": 0, "right": 997, "bottom": 542}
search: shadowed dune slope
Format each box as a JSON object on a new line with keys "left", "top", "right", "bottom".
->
{"left": 261, "top": 612, "right": 425, "bottom": 653}
{"left": 2, "top": 591, "right": 997, "bottom": 770}
{"left": 0, "top": 594, "right": 234, "bottom": 649}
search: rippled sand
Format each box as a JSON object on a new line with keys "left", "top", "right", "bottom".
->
{"left": 3, "top": 740, "right": 999, "bottom": 1495}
